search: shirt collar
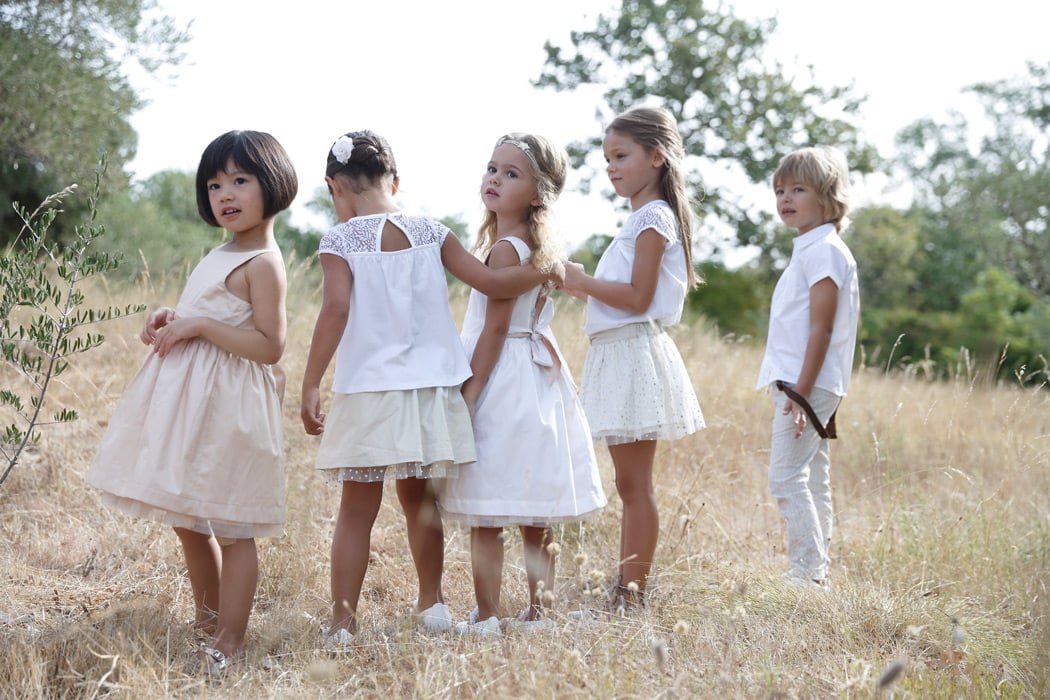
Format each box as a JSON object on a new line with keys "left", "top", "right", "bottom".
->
{"left": 792, "top": 222, "right": 837, "bottom": 253}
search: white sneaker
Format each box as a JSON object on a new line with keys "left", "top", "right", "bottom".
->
{"left": 454, "top": 615, "right": 502, "bottom": 638}
{"left": 417, "top": 602, "right": 453, "bottom": 633}
{"left": 322, "top": 627, "right": 355, "bottom": 653}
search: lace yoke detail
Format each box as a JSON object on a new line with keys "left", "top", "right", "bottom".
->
{"left": 625, "top": 201, "right": 677, "bottom": 242}
{"left": 320, "top": 214, "right": 447, "bottom": 257}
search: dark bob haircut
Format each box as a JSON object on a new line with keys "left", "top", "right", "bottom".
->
{"left": 195, "top": 130, "right": 299, "bottom": 227}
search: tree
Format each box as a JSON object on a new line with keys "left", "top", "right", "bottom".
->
{"left": 847, "top": 206, "right": 922, "bottom": 311}
{"left": 0, "top": 0, "right": 189, "bottom": 246}
{"left": 535, "top": 0, "right": 879, "bottom": 261}
{"left": 895, "top": 61, "right": 1050, "bottom": 301}
{"left": 2, "top": 164, "right": 145, "bottom": 488}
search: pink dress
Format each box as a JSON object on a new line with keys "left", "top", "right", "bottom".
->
{"left": 86, "top": 247, "right": 285, "bottom": 539}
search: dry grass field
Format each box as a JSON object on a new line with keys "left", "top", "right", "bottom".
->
{"left": 1, "top": 262, "right": 1048, "bottom": 698}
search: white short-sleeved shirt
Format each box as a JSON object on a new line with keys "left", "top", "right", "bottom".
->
{"left": 755, "top": 223, "right": 860, "bottom": 396}
{"left": 318, "top": 213, "right": 471, "bottom": 394}
{"left": 584, "top": 200, "right": 689, "bottom": 336}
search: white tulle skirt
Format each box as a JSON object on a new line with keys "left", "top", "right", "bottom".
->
{"left": 580, "top": 321, "right": 705, "bottom": 445}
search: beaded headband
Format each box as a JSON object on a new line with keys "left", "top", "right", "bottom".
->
{"left": 496, "top": 136, "right": 540, "bottom": 174}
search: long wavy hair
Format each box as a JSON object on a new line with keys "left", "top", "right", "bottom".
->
{"left": 474, "top": 132, "right": 567, "bottom": 276}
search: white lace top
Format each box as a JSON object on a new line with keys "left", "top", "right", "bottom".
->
{"left": 319, "top": 213, "right": 471, "bottom": 394}
{"left": 583, "top": 200, "right": 689, "bottom": 336}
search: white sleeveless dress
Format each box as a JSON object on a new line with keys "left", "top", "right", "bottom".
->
{"left": 86, "top": 247, "right": 285, "bottom": 539}
{"left": 439, "top": 237, "right": 606, "bottom": 527}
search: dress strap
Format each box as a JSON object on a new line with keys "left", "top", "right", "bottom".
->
{"left": 494, "top": 236, "right": 532, "bottom": 265}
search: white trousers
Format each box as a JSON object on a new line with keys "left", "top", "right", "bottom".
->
{"left": 767, "top": 385, "right": 841, "bottom": 581}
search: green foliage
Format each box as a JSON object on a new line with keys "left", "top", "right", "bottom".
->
{"left": 89, "top": 170, "right": 325, "bottom": 277}
{"left": 535, "top": 0, "right": 880, "bottom": 259}
{"left": 864, "top": 62, "right": 1050, "bottom": 383}
{"left": 0, "top": 0, "right": 189, "bottom": 247}
{"left": 568, "top": 234, "right": 615, "bottom": 276}
{"left": 1, "top": 163, "right": 145, "bottom": 488}
{"left": 686, "top": 261, "right": 770, "bottom": 339}
{"left": 847, "top": 206, "right": 922, "bottom": 310}
{"left": 896, "top": 61, "right": 1050, "bottom": 300}
{"left": 90, "top": 176, "right": 217, "bottom": 282}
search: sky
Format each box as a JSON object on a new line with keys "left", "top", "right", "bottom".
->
{"left": 127, "top": 1, "right": 1050, "bottom": 257}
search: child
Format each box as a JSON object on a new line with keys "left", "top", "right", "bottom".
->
{"left": 755, "top": 145, "right": 859, "bottom": 588}
{"left": 300, "top": 130, "right": 561, "bottom": 651}
{"left": 87, "top": 130, "right": 297, "bottom": 674}
{"left": 439, "top": 133, "right": 607, "bottom": 637}
{"left": 561, "top": 106, "right": 705, "bottom": 613}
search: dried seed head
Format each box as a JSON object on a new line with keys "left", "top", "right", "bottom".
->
{"left": 305, "top": 660, "right": 338, "bottom": 681}
{"left": 650, "top": 638, "right": 668, "bottom": 671}
{"left": 542, "top": 589, "right": 556, "bottom": 605}
{"left": 589, "top": 570, "right": 604, "bottom": 585}
{"left": 626, "top": 581, "right": 640, "bottom": 593}
{"left": 574, "top": 552, "right": 587, "bottom": 566}
{"left": 673, "top": 620, "right": 690, "bottom": 635}
{"left": 951, "top": 620, "right": 966, "bottom": 647}
{"left": 547, "top": 542, "right": 561, "bottom": 556}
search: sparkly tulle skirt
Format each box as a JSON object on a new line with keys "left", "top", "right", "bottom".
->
{"left": 580, "top": 321, "right": 705, "bottom": 445}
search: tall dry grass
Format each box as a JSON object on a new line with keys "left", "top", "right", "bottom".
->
{"left": 1, "top": 261, "right": 1047, "bottom": 699}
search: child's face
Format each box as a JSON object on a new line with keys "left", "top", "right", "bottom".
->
{"left": 774, "top": 177, "right": 827, "bottom": 234}
{"left": 481, "top": 144, "right": 540, "bottom": 216}
{"left": 207, "top": 157, "right": 266, "bottom": 234}
{"left": 602, "top": 130, "right": 664, "bottom": 207}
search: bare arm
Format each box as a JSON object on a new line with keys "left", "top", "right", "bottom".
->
{"left": 152, "top": 252, "right": 287, "bottom": 364}
{"left": 441, "top": 233, "right": 557, "bottom": 299}
{"left": 784, "top": 276, "right": 838, "bottom": 438}
{"left": 460, "top": 242, "right": 519, "bottom": 414}
{"left": 300, "top": 253, "right": 352, "bottom": 435}
{"left": 561, "top": 229, "right": 665, "bottom": 313}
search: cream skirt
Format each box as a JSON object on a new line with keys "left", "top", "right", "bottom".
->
{"left": 580, "top": 321, "right": 705, "bottom": 445}
{"left": 316, "top": 387, "right": 476, "bottom": 483}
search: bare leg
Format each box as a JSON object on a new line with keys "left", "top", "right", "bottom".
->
{"left": 470, "top": 527, "right": 504, "bottom": 621}
{"left": 395, "top": 478, "right": 445, "bottom": 611}
{"left": 520, "top": 526, "right": 554, "bottom": 619}
{"left": 609, "top": 440, "right": 658, "bottom": 597}
{"left": 330, "top": 480, "right": 384, "bottom": 634}
{"left": 174, "top": 527, "right": 221, "bottom": 634}
{"left": 211, "top": 538, "right": 258, "bottom": 658}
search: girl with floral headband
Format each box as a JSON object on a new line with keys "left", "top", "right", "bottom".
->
{"left": 439, "top": 133, "right": 606, "bottom": 638}
{"left": 300, "top": 129, "right": 561, "bottom": 651}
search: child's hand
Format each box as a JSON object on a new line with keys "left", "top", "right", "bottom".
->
{"left": 140, "top": 307, "right": 175, "bottom": 345}
{"left": 152, "top": 316, "right": 199, "bottom": 357}
{"left": 301, "top": 387, "right": 326, "bottom": 435}
{"left": 782, "top": 398, "right": 807, "bottom": 439}
{"left": 546, "top": 259, "right": 566, "bottom": 289}
{"left": 560, "top": 262, "right": 590, "bottom": 301}
{"left": 460, "top": 381, "right": 479, "bottom": 420}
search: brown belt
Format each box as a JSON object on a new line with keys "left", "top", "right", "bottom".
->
{"left": 775, "top": 380, "right": 837, "bottom": 439}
